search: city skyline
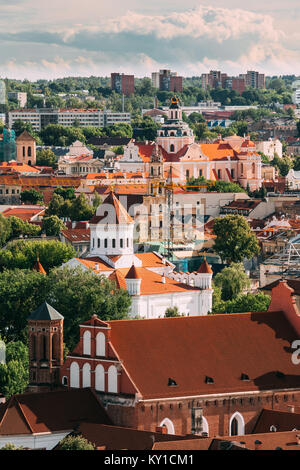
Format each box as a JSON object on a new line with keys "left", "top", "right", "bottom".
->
{"left": 0, "top": 1, "right": 299, "bottom": 80}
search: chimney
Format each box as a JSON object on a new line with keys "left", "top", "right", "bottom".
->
{"left": 162, "top": 275, "right": 166, "bottom": 284}
{"left": 254, "top": 440, "right": 262, "bottom": 450}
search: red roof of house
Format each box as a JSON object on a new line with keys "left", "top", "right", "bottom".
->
{"left": 76, "top": 422, "right": 187, "bottom": 451}
{"left": 60, "top": 229, "right": 90, "bottom": 243}
{"left": 108, "top": 270, "right": 127, "bottom": 290}
{"left": 1, "top": 207, "right": 44, "bottom": 222}
{"left": 0, "top": 389, "right": 111, "bottom": 435}
{"left": 253, "top": 409, "right": 300, "bottom": 434}
{"left": 106, "top": 309, "right": 300, "bottom": 399}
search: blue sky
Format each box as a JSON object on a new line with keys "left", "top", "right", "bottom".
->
{"left": 0, "top": 0, "right": 300, "bottom": 80}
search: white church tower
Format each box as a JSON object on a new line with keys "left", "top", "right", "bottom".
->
{"left": 196, "top": 258, "right": 213, "bottom": 314}
{"left": 89, "top": 191, "right": 137, "bottom": 267}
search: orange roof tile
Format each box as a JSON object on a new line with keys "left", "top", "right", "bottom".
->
{"left": 107, "top": 310, "right": 300, "bottom": 399}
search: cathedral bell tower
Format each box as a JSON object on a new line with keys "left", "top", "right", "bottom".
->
{"left": 27, "top": 302, "right": 64, "bottom": 392}
{"left": 148, "top": 144, "right": 165, "bottom": 196}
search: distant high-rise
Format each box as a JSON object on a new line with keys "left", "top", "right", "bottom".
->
{"left": 152, "top": 70, "right": 183, "bottom": 93}
{"left": 0, "top": 80, "right": 6, "bottom": 105}
{"left": 244, "top": 71, "right": 265, "bottom": 89}
{"left": 111, "top": 73, "right": 135, "bottom": 96}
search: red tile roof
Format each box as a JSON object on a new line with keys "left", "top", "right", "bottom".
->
{"left": 1, "top": 207, "right": 44, "bottom": 222}
{"left": 253, "top": 409, "right": 300, "bottom": 434}
{"left": 77, "top": 422, "right": 187, "bottom": 450}
{"left": 61, "top": 229, "right": 90, "bottom": 243}
{"left": 107, "top": 310, "right": 300, "bottom": 399}
{"left": 0, "top": 389, "right": 111, "bottom": 435}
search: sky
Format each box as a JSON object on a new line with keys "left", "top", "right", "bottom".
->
{"left": 0, "top": 0, "right": 300, "bottom": 80}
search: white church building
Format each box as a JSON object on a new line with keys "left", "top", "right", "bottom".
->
{"left": 62, "top": 191, "right": 213, "bottom": 318}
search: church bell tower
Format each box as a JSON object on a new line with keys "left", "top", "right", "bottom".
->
{"left": 27, "top": 302, "right": 64, "bottom": 392}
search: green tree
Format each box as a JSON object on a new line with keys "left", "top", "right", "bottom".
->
{"left": 54, "top": 187, "right": 76, "bottom": 200}
{"left": 36, "top": 149, "right": 58, "bottom": 169}
{"left": 0, "top": 443, "right": 25, "bottom": 450}
{"left": 58, "top": 435, "right": 95, "bottom": 450}
{"left": 213, "top": 215, "right": 260, "bottom": 264}
{"left": 214, "top": 263, "right": 250, "bottom": 301}
{"left": 20, "top": 189, "right": 43, "bottom": 205}
{"left": 0, "top": 216, "right": 12, "bottom": 247}
{"left": 0, "top": 239, "right": 75, "bottom": 272}
{"left": 47, "top": 267, "right": 131, "bottom": 350}
{"left": 165, "top": 306, "right": 182, "bottom": 317}
{"left": 9, "top": 216, "right": 42, "bottom": 239}
{"left": 46, "top": 193, "right": 65, "bottom": 217}
{"left": 0, "top": 341, "right": 29, "bottom": 397}
{"left": 225, "top": 292, "right": 271, "bottom": 313}
{"left": 42, "top": 216, "right": 66, "bottom": 236}
{"left": 69, "top": 194, "right": 95, "bottom": 222}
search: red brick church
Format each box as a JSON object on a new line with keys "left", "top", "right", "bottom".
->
{"left": 28, "top": 281, "right": 300, "bottom": 438}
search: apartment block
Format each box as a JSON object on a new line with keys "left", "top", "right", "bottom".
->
{"left": 111, "top": 73, "right": 135, "bottom": 96}
{"left": 8, "top": 108, "right": 131, "bottom": 132}
{"left": 152, "top": 70, "right": 183, "bottom": 93}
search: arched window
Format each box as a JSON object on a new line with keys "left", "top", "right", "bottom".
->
{"left": 31, "top": 335, "right": 36, "bottom": 360}
{"left": 83, "top": 330, "right": 91, "bottom": 356}
{"left": 170, "top": 144, "right": 175, "bottom": 153}
{"left": 70, "top": 362, "right": 80, "bottom": 388}
{"left": 82, "top": 363, "right": 91, "bottom": 388}
{"left": 112, "top": 239, "right": 116, "bottom": 248}
{"left": 170, "top": 132, "right": 175, "bottom": 136}
{"left": 229, "top": 412, "right": 245, "bottom": 436}
{"left": 108, "top": 365, "right": 118, "bottom": 393}
{"left": 96, "top": 332, "right": 105, "bottom": 357}
{"left": 52, "top": 334, "right": 57, "bottom": 360}
{"left": 120, "top": 239, "right": 124, "bottom": 248}
{"left": 202, "top": 417, "right": 209, "bottom": 436}
{"left": 42, "top": 335, "right": 47, "bottom": 360}
{"left": 104, "top": 239, "right": 108, "bottom": 248}
{"left": 95, "top": 364, "right": 105, "bottom": 391}
{"left": 62, "top": 376, "right": 68, "bottom": 386}
{"left": 22, "top": 146, "right": 25, "bottom": 157}
{"left": 98, "top": 238, "right": 100, "bottom": 248}
{"left": 159, "top": 418, "right": 175, "bottom": 435}
{"left": 252, "top": 162, "right": 255, "bottom": 175}
{"left": 28, "top": 146, "right": 31, "bottom": 157}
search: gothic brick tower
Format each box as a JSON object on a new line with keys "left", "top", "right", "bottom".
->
{"left": 27, "top": 302, "right": 64, "bottom": 392}
{"left": 16, "top": 130, "right": 36, "bottom": 166}
{"left": 148, "top": 144, "right": 165, "bottom": 196}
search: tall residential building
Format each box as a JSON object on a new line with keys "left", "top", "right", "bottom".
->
{"left": 201, "top": 70, "right": 265, "bottom": 91}
{"left": 293, "top": 89, "right": 300, "bottom": 106}
{"left": 111, "top": 73, "right": 135, "bottom": 96}
{"left": 7, "top": 92, "right": 27, "bottom": 108}
{"left": 8, "top": 108, "right": 131, "bottom": 132}
{"left": 152, "top": 70, "right": 183, "bottom": 93}
{"left": 244, "top": 71, "right": 265, "bottom": 89}
{"left": 0, "top": 80, "right": 6, "bottom": 105}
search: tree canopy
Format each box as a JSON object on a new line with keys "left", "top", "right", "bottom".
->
{"left": 213, "top": 215, "right": 260, "bottom": 263}
{"left": 0, "top": 267, "right": 131, "bottom": 348}
{"left": 58, "top": 435, "right": 95, "bottom": 450}
{"left": 213, "top": 263, "right": 250, "bottom": 301}
{"left": 0, "top": 239, "right": 75, "bottom": 272}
